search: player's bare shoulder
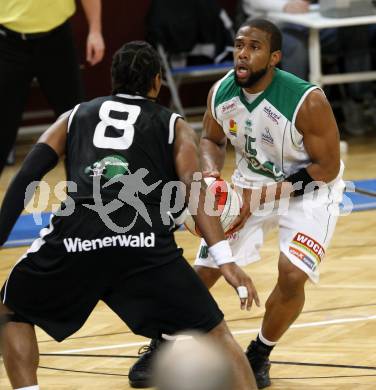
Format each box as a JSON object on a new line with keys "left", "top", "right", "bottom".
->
{"left": 301, "top": 88, "right": 331, "bottom": 113}
{"left": 296, "top": 88, "right": 337, "bottom": 136}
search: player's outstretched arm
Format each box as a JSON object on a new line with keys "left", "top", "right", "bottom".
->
{"left": 174, "top": 118, "right": 259, "bottom": 310}
{"left": 174, "top": 117, "right": 225, "bottom": 248}
{"left": 0, "top": 112, "right": 70, "bottom": 246}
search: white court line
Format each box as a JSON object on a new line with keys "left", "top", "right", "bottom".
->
{"left": 232, "top": 315, "right": 376, "bottom": 335}
{"left": 320, "top": 284, "right": 376, "bottom": 290}
{"left": 336, "top": 256, "right": 374, "bottom": 261}
{"left": 50, "top": 314, "right": 376, "bottom": 354}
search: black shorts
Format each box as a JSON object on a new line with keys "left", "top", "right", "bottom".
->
{"left": 1, "top": 208, "right": 223, "bottom": 341}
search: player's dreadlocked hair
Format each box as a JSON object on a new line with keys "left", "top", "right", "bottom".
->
{"left": 111, "top": 41, "right": 161, "bottom": 97}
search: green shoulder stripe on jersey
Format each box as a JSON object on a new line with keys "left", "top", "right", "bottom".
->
{"left": 264, "top": 69, "right": 314, "bottom": 121}
{"left": 237, "top": 68, "right": 315, "bottom": 120}
{"left": 214, "top": 68, "right": 315, "bottom": 121}
{"left": 214, "top": 71, "right": 241, "bottom": 109}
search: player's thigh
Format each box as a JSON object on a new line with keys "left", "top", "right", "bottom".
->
{"left": 279, "top": 197, "right": 339, "bottom": 283}
{"left": 0, "top": 247, "right": 107, "bottom": 342}
{"left": 103, "top": 258, "right": 224, "bottom": 339}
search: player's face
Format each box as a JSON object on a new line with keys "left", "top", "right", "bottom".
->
{"left": 233, "top": 27, "right": 275, "bottom": 88}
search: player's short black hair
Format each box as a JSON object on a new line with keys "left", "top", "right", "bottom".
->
{"left": 237, "top": 18, "right": 282, "bottom": 53}
{"left": 111, "top": 41, "right": 161, "bottom": 97}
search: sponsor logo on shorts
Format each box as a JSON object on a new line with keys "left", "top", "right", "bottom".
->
{"left": 291, "top": 233, "right": 325, "bottom": 263}
{"left": 221, "top": 100, "right": 237, "bottom": 115}
{"left": 63, "top": 232, "right": 155, "bottom": 252}
{"left": 289, "top": 246, "right": 317, "bottom": 271}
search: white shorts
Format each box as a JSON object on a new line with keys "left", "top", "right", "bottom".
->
{"left": 195, "top": 178, "right": 344, "bottom": 283}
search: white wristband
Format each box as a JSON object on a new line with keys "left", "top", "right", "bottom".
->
{"left": 209, "top": 240, "right": 235, "bottom": 266}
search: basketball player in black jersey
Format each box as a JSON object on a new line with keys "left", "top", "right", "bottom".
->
{"left": 0, "top": 41, "right": 258, "bottom": 390}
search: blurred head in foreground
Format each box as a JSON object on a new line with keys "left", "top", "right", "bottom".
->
{"left": 153, "top": 333, "right": 233, "bottom": 390}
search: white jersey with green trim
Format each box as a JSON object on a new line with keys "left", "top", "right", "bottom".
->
{"left": 212, "top": 68, "right": 320, "bottom": 188}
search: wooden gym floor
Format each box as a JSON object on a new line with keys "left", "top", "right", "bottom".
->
{"left": 0, "top": 135, "right": 375, "bottom": 389}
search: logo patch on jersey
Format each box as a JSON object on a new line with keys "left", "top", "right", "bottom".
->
{"left": 221, "top": 100, "right": 237, "bottom": 115}
{"left": 261, "top": 127, "right": 274, "bottom": 145}
{"left": 85, "top": 155, "right": 129, "bottom": 180}
{"left": 289, "top": 246, "right": 318, "bottom": 271}
{"left": 291, "top": 233, "right": 325, "bottom": 264}
{"left": 244, "top": 119, "right": 253, "bottom": 133}
{"left": 263, "top": 106, "right": 281, "bottom": 124}
{"left": 229, "top": 119, "right": 238, "bottom": 136}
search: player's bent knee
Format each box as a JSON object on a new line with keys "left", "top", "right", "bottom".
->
{"left": 0, "top": 304, "right": 34, "bottom": 329}
{"left": 0, "top": 319, "right": 38, "bottom": 366}
{"left": 278, "top": 254, "right": 308, "bottom": 295}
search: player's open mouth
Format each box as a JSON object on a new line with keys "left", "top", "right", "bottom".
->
{"left": 236, "top": 65, "right": 249, "bottom": 79}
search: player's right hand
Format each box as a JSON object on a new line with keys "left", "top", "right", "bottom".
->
{"left": 86, "top": 32, "right": 105, "bottom": 66}
{"left": 219, "top": 263, "right": 260, "bottom": 311}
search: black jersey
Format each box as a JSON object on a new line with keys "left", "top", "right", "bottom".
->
{"left": 66, "top": 94, "right": 181, "bottom": 203}
{"left": 66, "top": 94, "right": 184, "bottom": 230}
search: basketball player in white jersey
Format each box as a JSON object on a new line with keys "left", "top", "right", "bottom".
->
{"left": 193, "top": 18, "right": 345, "bottom": 388}
{"left": 128, "top": 19, "right": 345, "bottom": 389}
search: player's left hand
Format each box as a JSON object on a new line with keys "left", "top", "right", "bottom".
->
{"left": 86, "top": 32, "right": 105, "bottom": 66}
{"left": 219, "top": 263, "right": 260, "bottom": 310}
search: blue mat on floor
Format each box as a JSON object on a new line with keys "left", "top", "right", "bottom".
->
{"left": 4, "top": 212, "right": 52, "bottom": 248}
{"left": 3, "top": 179, "right": 376, "bottom": 248}
{"left": 342, "top": 178, "right": 376, "bottom": 213}
{"left": 350, "top": 178, "right": 376, "bottom": 194}
{"left": 342, "top": 192, "right": 376, "bottom": 212}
